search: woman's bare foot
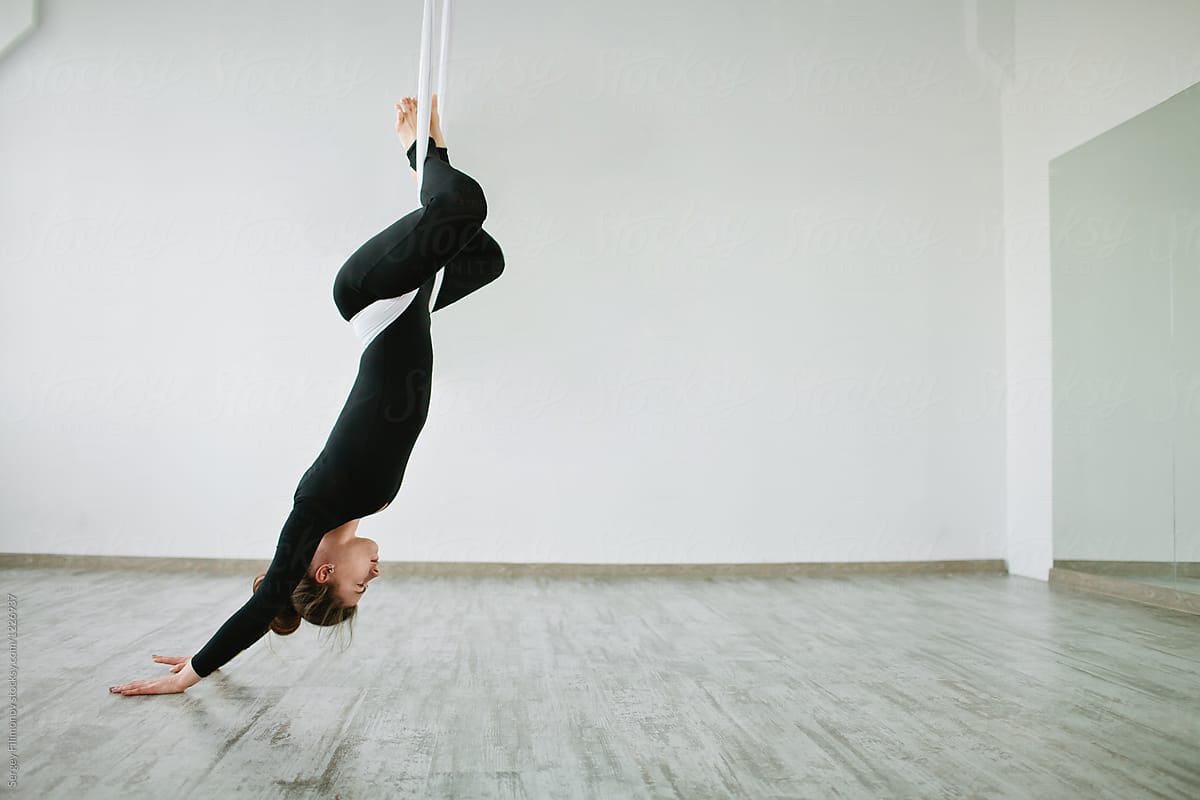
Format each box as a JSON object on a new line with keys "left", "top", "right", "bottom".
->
{"left": 397, "top": 96, "right": 446, "bottom": 182}
{"left": 394, "top": 98, "right": 417, "bottom": 151}
{"left": 394, "top": 95, "right": 446, "bottom": 150}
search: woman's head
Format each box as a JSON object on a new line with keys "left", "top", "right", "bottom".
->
{"left": 252, "top": 523, "right": 381, "bottom": 636}
{"left": 310, "top": 531, "right": 381, "bottom": 606}
{"left": 252, "top": 571, "right": 357, "bottom": 635}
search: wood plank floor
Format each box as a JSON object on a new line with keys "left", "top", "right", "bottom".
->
{"left": 3, "top": 569, "right": 1198, "bottom": 799}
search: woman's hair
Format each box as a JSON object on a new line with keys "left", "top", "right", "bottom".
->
{"left": 252, "top": 572, "right": 357, "bottom": 639}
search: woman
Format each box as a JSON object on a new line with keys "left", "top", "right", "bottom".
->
{"left": 109, "top": 95, "right": 504, "bottom": 696}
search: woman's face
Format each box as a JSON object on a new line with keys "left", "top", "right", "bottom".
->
{"left": 333, "top": 536, "right": 381, "bottom": 606}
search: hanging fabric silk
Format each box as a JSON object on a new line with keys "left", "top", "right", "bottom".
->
{"left": 415, "top": 0, "right": 454, "bottom": 312}
{"left": 347, "top": 0, "right": 454, "bottom": 348}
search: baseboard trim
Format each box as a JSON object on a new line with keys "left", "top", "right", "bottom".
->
{"left": 0, "top": 553, "right": 1007, "bottom": 579}
{"left": 1054, "top": 560, "right": 1200, "bottom": 579}
{"left": 1049, "top": 567, "right": 1200, "bottom": 616}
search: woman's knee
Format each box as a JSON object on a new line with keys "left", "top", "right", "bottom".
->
{"left": 332, "top": 267, "right": 364, "bottom": 321}
{"left": 425, "top": 199, "right": 486, "bottom": 255}
{"left": 457, "top": 180, "right": 488, "bottom": 224}
{"left": 482, "top": 236, "right": 504, "bottom": 279}
{"left": 427, "top": 175, "right": 486, "bottom": 225}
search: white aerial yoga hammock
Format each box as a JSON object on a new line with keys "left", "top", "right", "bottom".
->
{"left": 415, "top": 0, "right": 453, "bottom": 313}
{"left": 348, "top": 0, "right": 454, "bottom": 349}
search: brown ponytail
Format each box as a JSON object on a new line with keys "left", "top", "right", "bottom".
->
{"left": 252, "top": 572, "right": 357, "bottom": 638}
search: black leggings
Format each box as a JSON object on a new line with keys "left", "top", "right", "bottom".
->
{"left": 305, "top": 137, "right": 496, "bottom": 522}
{"left": 190, "top": 140, "right": 504, "bottom": 678}
{"left": 333, "top": 144, "right": 488, "bottom": 320}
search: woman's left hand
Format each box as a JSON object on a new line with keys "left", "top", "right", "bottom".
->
{"left": 109, "top": 655, "right": 204, "bottom": 696}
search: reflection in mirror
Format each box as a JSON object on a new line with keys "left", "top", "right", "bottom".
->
{"left": 0, "top": 1, "right": 37, "bottom": 62}
{"left": 1051, "top": 81, "right": 1200, "bottom": 606}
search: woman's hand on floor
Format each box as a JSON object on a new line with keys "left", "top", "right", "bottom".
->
{"left": 109, "top": 655, "right": 204, "bottom": 696}
{"left": 151, "top": 654, "right": 191, "bottom": 674}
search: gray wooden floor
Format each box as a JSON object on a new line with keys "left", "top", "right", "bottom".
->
{"left": 3, "top": 568, "right": 1198, "bottom": 799}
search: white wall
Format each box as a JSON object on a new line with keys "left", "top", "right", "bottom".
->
{"left": 0, "top": 0, "right": 1006, "bottom": 565}
{"left": 1002, "top": 0, "right": 1200, "bottom": 579}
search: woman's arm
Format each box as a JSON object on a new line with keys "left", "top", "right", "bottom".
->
{"left": 188, "top": 582, "right": 290, "bottom": 677}
{"left": 109, "top": 502, "right": 333, "bottom": 694}
{"left": 189, "top": 502, "right": 332, "bottom": 677}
